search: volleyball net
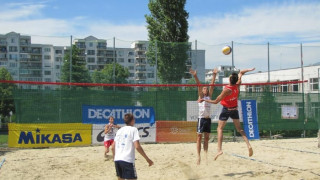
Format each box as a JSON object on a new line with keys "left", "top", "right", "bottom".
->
{"left": 1, "top": 79, "right": 318, "bottom": 128}
{"left": 1, "top": 80, "right": 320, "bottom": 147}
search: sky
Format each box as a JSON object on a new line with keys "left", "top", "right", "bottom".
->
{"left": 1, "top": 0, "right": 320, "bottom": 70}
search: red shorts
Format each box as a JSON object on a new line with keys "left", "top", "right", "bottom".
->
{"left": 104, "top": 139, "right": 114, "bottom": 148}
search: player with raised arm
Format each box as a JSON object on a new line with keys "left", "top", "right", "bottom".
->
{"left": 199, "top": 68, "right": 255, "bottom": 160}
{"left": 190, "top": 68, "right": 218, "bottom": 165}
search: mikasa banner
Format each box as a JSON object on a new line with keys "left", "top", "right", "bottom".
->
{"left": 241, "top": 100, "right": 260, "bottom": 140}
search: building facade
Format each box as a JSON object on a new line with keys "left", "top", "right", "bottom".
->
{"left": 0, "top": 32, "right": 206, "bottom": 89}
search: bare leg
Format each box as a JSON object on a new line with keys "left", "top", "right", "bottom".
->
{"left": 233, "top": 119, "right": 253, "bottom": 157}
{"left": 215, "top": 120, "right": 227, "bottom": 160}
{"left": 196, "top": 133, "right": 202, "bottom": 165}
{"left": 203, "top": 132, "right": 210, "bottom": 164}
{"left": 105, "top": 147, "right": 109, "bottom": 158}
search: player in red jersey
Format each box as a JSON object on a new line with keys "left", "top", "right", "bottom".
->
{"left": 199, "top": 68, "right": 255, "bottom": 160}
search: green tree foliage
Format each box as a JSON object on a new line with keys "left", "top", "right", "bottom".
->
{"left": 0, "top": 68, "right": 16, "bottom": 123}
{"left": 92, "top": 63, "right": 130, "bottom": 90}
{"left": 61, "top": 45, "right": 91, "bottom": 88}
{"left": 145, "top": 0, "right": 189, "bottom": 84}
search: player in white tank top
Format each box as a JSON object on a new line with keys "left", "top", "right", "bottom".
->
{"left": 190, "top": 67, "right": 218, "bottom": 165}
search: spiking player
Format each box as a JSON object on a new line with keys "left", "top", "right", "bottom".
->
{"left": 199, "top": 68, "right": 255, "bottom": 160}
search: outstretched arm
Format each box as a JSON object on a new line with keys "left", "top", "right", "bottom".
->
{"left": 199, "top": 88, "right": 231, "bottom": 104}
{"left": 209, "top": 68, "right": 218, "bottom": 97}
{"left": 134, "top": 140, "right": 154, "bottom": 166}
{"left": 189, "top": 68, "right": 202, "bottom": 97}
{"left": 237, "top": 68, "right": 255, "bottom": 85}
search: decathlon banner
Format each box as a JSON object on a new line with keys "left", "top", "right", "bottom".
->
{"left": 82, "top": 105, "right": 155, "bottom": 125}
{"left": 92, "top": 123, "right": 156, "bottom": 144}
{"left": 241, "top": 100, "right": 260, "bottom": 140}
{"left": 8, "top": 123, "right": 92, "bottom": 148}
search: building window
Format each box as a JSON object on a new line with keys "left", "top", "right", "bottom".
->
{"left": 55, "top": 50, "right": 62, "bottom": 54}
{"left": 255, "top": 85, "right": 261, "bottom": 92}
{"left": 44, "top": 55, "right": 51, "bottom": 60}
{"left": 147, "top": 73, "right": 154, "bottom": 78}
{"left": 128, "top": 66, "right": 134, "bottom": 70}
{"left": 44, "top": 71, "right": 51, "bottom": 75}
{"left": 310, "top": 78, "right": 319, "bottom": 91}
{"left": 128, "top": 59, "right": 134, "bottom": 63}
{"left": 272, "top": 85, "right": 278, "bottom": 92}
{"left": 44, "top": 48, "right": 51, "bottom": 52}
{"left": 130, "top": 73, "right": 135, "bottom": 77}
{"left": 281, "top": 83, "right": 288, "bottom": 92}
{"left": 55, "top": 57, "right": 62, "bottom": 62}
{"left": 9, "top": 46, "right": 18, "bottom": 52}
{"left": 45, "top": 78, "right": 51, "bottom": 82}
{"left": 89, "top": 42, "right": 93, "bottom": 47}
{"left": 87, "top": 58, "right": 95, "bottom": 63}
{"left": 11, "top": 38, "right": 15, "bottom": 43}
{"left": 87, "top": 50, "right": 95, "bottom": 55}
{"left": 118, "top": 58, "right": 124, "bottom": 63}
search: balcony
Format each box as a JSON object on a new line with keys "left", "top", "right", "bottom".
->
{"left": 20, "top": 42, "right": 30, "bottom": 46}
{"left": 0, "top": 42, "right": 7, "bottom": 46}
{"left": 136, "top": 68, "right": 147, "bottom": 72}
{"left": 135, "top": 60, "right": 147, "bottom": 65}
{"left": 135, "top": 76, "right": 147, "bottom": 80}
{"left": 135, "top": 54, "right": 146, "bottom": 58}
{"left": 31, "top": 50, "right": 41, "bottom": 54}
{"left": 97, "top": 45, "right": 106, "bottom": 49}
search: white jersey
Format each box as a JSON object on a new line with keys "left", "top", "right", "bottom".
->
{"left": 198, "top": 96, "right": 211, "bottom": 118}
{"left": 104, "top": 123, "right": 117, "bottom": 141}
{"left": 114, "top": 126, "right": 140, "bottom": 163}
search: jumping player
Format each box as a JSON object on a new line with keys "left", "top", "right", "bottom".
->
{"left": 199, "top": 68, "right": 255, "bottom": 160}
{"left": 104, "top": 116, "right": 120, "bottom": 158}
{"left": 190, "top": 68, "right": 218, "bottom": 165}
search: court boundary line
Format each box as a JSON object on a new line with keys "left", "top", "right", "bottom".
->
{"left": 261, "top": 145, "right": 320, "bottom": 155}
{"left": 226, "top": 152, "right": 320, "bottom": 177}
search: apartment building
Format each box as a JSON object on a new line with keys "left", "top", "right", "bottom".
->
{"left": 1, "top": 32, "right": 205, "bottom": 89}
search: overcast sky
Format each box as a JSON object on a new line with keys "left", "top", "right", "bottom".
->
{"left": 1, "top": 0, "right": 320, "bottom": 70}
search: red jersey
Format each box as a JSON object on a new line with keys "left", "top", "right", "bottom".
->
{"left": 220, "top": 85, "right": 239, "bottom": 108}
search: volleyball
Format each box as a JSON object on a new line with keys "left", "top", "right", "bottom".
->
{"left": 222, "top": 45, "right": 232, "bottom": 55}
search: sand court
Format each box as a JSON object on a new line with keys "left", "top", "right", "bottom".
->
{"left": 0, "top": 138, "right": 319, "bottom": 180}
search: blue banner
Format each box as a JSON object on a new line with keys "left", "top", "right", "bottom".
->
{"left": 241, "top": 100, "right": 260, "bottom": 140}
{"left": 82, "top": 105, "right": 155, "bottom": 125}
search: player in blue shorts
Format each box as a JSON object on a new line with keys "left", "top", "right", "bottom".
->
{"left": 112, "top": 113, "right": 153, "bottom": 180}
{"left": 190, "top": 67, "right": 218, "bottom": 165}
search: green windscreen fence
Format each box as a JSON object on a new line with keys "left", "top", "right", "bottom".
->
{"left": 11, "top": 84, "right": 320, "bottom": 132}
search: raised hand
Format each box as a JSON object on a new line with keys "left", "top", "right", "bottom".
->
{"left": 189, "top": 68, "right": 197, "bottom": 76}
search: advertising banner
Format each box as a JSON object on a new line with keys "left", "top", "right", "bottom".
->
{"left": 281, "top": 105, "right": 298, "bottom": 119}
{"left": 82, "top": 105, "right": 155, "bottom": 125}
{"left": 8, "top": 123, "right": 92, "bottom": 148}
{"left": 187, "top": 101, "right": 243, "bottom": 122}
{"left": 92, "top": 123, "right": 156, "bottom": 144}
{"left": 156, "top": 121, "right": 197, "bottom": 143}
{"left": 241, "top": 100, "right": 260, "bottom": 140}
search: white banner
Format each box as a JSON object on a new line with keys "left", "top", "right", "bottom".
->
{"left": 186, "top": 101, "right": 243, "bottom": 123}
{"left": 92, "top": 123, "right": 156, "bottom": 145}
{"left": 281, "top": 105, "right": 298, "bottom": 119}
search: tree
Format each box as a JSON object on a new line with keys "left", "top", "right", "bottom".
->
{"left": 92, "top": 63, "right": 130, "bottom": 90}
{"left": 61, "top": 45, "right": 91, "bottom": 88}
{"left": 0, "top": 68, "right": 16, "bottom": 123}
{"left": 145, "top": 0, "right": 189, "bottom": 84}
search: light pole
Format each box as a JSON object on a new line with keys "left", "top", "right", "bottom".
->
{"left": 69, "top": 35, "right": 72, "bottom": 87}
